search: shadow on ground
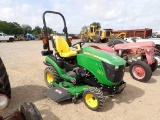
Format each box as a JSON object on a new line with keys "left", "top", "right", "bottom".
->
{"left": 39, "top": 104, "right": 60, "bottom": 120}
{"left": 101, "top": 83, "right": 145, "bottom": 112}
{"left": 54, "top": 83, "right": 145, "bottom": 113}
{"left": 1, "top": 85, "right": 47, "bottom": 116}
{"left": 152, "top": 68, "right": 160, "bottom": 76}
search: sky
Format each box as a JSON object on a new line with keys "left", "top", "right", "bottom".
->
{"left": 0, "top": 0, "right": 160, "bottom": 34}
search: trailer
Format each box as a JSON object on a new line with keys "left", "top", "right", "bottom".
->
{"left": 112, "top": 28, "right": 152, "bottom": 39}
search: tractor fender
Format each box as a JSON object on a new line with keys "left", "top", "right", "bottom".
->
{"left": 45, "top": 56, "right": 66, "bottom": 75}
{"left": 45, "top": 56, "right": 72, "bottom": 80}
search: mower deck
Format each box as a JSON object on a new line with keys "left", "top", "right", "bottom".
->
{"left": 44, "top": 86, "right": 71, "bottom": 102}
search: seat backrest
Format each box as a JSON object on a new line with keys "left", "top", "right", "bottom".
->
{"left": 55, "top": 37, "right": 70, "bottom": 53}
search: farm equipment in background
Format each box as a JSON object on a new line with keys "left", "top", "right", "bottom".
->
{"left": 111, "top": 32, "right": 126, "bottom": 39}
{"left": 17, "top": 34, "right": 29, "bottom": 41}
{"left": 124, "top": 37, "right": 160, "bottom": 66}
{"left": 92, "top": 39, "right": 158, "bottom": 82}
{"left": 81, "top": 26, "right": 126, "bottom": 43}
{"left": 26, "top": 33, "right": 35, "bottom": 40}
{"left": 91, "top": 29, "right": 113, "bottom": 43}
{"left": 41, "top": 11, "right": 126, "bottom": 111}
{"left": 81, "top": 25, "right": 99, "bottom": 42}
{"left": 111, "top": 28, "right": 152, "bottom": 39}
{"left": 81, "top": 25, "right": 113, "bottom": 43}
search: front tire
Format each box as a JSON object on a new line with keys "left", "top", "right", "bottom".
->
{"left": 82, "top": 35, "right": 89, "bottom": 42}
{"left": 83, "top": 87, "right": 105, "bottom": 111}
{"left": 129, "top": 61, "right": 152, "bottom": 82}
{"left": 92, "top": 36, "right": 100, "bottom": 43}
{"left": 150, "top": 59, "right": 158, "bottom": 72}
{"left": 44, "top": 67, "right": 61, "bottom": 88}
{"left": 154, "top": 52, "right": 160, "bottom": 67}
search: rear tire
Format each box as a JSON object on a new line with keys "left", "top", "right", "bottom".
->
{"left": 154, "top": 52, "right": 160, "bottom": 67}
{"left": 44, "top": 67, "right": 61, "bottom": 88}
{"left": 83, "top": 87, "right": 105, "bottom": 111}
{"left": 150, "top": 59, "right": 158, "bottom": 72}
{"left": 20, "top": 102, "right": 42, "bottom": 120}
{"left": 129, "top": 61, "right": 152, "bottom": 82}
{"left": 0, "top": 57, "right": 11, "bottom": 99}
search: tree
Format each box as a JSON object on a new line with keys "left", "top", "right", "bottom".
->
{"left": 0, "top": 21, "right": 22, "bottom": 35}
{"left": 81, "top": 25, "right": 88, "bottom": 32}
{"left": 32, "top": 26, "right": 42, "bottom": 34}
{"left": 0, "top": 21, "right": 9, "bottom": 33}
{"left": 21, "top": 24, "right": 32, "bottom": 34}
{"left": 90, "top": 22, "right": 101, "bottom": 29}
{"left": 11, "top": 22, "right": 23, "bottom": 35}
{"left": 47, "top": 27, "right": 53, "bottom": 34}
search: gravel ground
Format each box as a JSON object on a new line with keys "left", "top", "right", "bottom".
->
{"left": 0, "top": 40, "right": 160, "bottom": 120}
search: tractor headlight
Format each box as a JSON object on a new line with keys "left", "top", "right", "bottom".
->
{"left": 0, "top": 94, "right": 9, "bottom": 111}
{"left": 106, "top": 63, "right": 115, "bottom": 70}
{"left": 106, "top": 63, "right": 119, "bottom": 70}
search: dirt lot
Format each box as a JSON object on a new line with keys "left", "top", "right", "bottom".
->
{"left": 0, "top": 40, "right": 160, "bottom": 120}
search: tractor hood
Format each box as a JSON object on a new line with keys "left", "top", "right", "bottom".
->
{"left": 82, "top": 46, "right": 126, "bottom": 66}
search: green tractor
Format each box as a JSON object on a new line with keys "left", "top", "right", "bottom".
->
{"left": 42, "top": 11, "right": 126, "bottom": 111}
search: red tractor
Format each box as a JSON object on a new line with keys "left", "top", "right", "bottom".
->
{"left": 91, "top": 40, "right": 158, "bottom": 82}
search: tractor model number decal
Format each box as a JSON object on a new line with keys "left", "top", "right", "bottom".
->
{"left": 84, "top": 52, "right": 110, "bottom": 63}
{"left": 84, "top": 52, "right": 102, "bottom": 60}
{"left": 96, "top": 62, "right": 104, "bottom": 75}
{"left": 97, "top": 70, "right": 103, "bottom": 75}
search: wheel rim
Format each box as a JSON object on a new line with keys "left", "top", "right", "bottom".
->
{"left": 85, "top": 94, "right": 98, "bottom": 108}
{"left": 46, "top": 72, "right": 54, "bottom": 83}
{"left": 132, "top": 65, "right": 145, "bottom": 79}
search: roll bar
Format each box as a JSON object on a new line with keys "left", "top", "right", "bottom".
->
{"left": 42, "top": 11, "right": 71, "bottom": 52}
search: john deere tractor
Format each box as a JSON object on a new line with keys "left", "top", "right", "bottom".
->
{"left": 42, "top": 11, "right": 126, "bottom": 111}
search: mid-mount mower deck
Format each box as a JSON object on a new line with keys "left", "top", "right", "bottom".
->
{"left": 41, "top": 11, "right": 126, "bottom": 111}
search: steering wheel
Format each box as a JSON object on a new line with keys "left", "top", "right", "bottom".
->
{"left": 72, "top": 41, "right": 85, "bottom": 49}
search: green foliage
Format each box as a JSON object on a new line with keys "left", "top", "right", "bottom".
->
{"left": 21, "top": 24, "right": 32, "bottom": 34}
{"left": 12, "top": 22, "right": 23, "bottom": 34}
{"left": 47, "top": 27, "right": 53, "bottom": 34}
{"left": 0, "top": 20, "right": 54, "bottom": 35}
{"left": 0, "top": 21, "right": 23, "bottom": 35}
{"left": 81, "top": 25, "right": 88, "bottom": 32}
{"left": 90, "top": 22, "right": 101, "bottom": 29}
{"left": 32, "top": 26, "right": 42, "bottom": 34}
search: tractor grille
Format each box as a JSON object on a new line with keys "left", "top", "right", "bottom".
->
{"left": 102, "top": 62, "right": 125, "bottom": 83}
